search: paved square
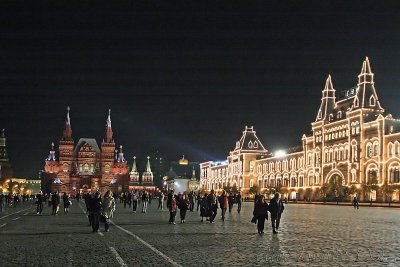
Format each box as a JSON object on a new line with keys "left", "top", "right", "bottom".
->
{"left": 0, "top": 201, "right": 399, "bottom": 266}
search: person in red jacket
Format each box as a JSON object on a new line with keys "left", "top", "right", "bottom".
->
{"left": 219, "top": 190, "right": 229, "bottom": 222}
{"left": 169, "top": 195, "right": 177, "bottom": 225}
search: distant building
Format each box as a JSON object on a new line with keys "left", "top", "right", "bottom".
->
{"left": 41, "top": 108, "right": 154, "bottom": 194}
{"left": 166, "top": 156, "right": 200, "bottom": 192}
{"left": 200, "top": 58, "right": 400, "bottom": 202}
{"left": 0, "top": 129, "right": 13, "bottom": 183}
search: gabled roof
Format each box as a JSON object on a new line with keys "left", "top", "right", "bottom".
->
{"left": 74, "top": 138, "right": 101, "bottom": 154}
{"left": 233, "top": 126, "right": 267, "bottom": 152}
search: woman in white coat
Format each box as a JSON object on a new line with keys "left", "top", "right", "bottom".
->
{"left": 102, "top": 190, "right": 116, "bottom": 232}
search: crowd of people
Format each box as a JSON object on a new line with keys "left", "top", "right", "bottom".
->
{"left": 29, "top": 189, "right": 286, "bottom": 235}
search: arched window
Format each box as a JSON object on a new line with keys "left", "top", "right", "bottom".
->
{"left": 84, "top": 164, "right": 89, "bottom": 172}
{"left": 369, "top": 95, "right": 376, "bottom": 106}
{"left": 105, "top": 164, "right": 110, "bottom": 173}
{"left": 337, "top": 111, "right": 342, "bottom": 119}
{"left": 373, "top": 142, "right": 379, "bottom": 156}
{"left": 366, "top": 143, "right": 372, "bottom": 158}
{"left": 63, "top": 163, "right": 68, "bottom": 172}
{"left": 254, "top": 141, "right": 258, "bottom": 148}
{"left": 388, "top": 143, "right": 394, "bottom": 157}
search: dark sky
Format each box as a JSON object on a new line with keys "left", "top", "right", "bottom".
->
{"left": 1, "top": 1, "right": 400, "bottom": 178}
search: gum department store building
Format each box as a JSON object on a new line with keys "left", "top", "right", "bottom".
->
{"left": 200, "top": 58, "right": 400, "bottom": 202}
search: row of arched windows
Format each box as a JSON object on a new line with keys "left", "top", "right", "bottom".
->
{"left": 256, "top": 157, "right": 305, "bottom": 175}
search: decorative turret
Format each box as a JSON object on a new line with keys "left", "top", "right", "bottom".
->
{"left": 46, "top": 142, "right": 57, "bottom": 161}
{"left": 62, "top": 106, "right": 73, "bottom": 141}
{"left": 116, "top": 145, "right": 126, "bottom": 163}
{"left": 142, "top": 156, "right": 154, "bottom": 185}
{"left": 353, "top": 57, "right": 383, "bottom": 111}
{"left": 130, "top": 156, "right": 139, "bottom": 184}
{"left": 105, "top": 109, "right": 114, "bottom": 143}
{"left": 191, "top": 166, "right": 197, "bottom": 180}
{"left": 316, "top": 75, "right": 336, "bottom": 121}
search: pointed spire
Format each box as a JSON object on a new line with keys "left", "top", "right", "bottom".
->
{"left": 191, "top": 166, "right": 196, "bottom": 179}
{"left": 104, "top": 109, "right": 114, "bottom": 143}
{"left": 66, "top": 106, "right": 71, "bottom": 125}
{"left": 131, "top": 156, "right": 138, "bottom": 173}
{"left": 354, "top": 57, "right": 383, "bottom": 110}
{"left": 62, "top": 106, "right": 73, "bottom": 141}
{"left": 358, "top": 56, "right": 374, "bottom": 85}
{"left": 316, "top": 74, "right": 336, "bottom": 121}
{"left": 145, "top": 156, "right": 152, "bottom": 172}
{"left": 107, "top": 109, "right": 112, "bottom": 128}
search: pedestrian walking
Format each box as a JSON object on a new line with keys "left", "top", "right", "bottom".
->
{"left": 142, "top": 191, "right": 149, "bottom": 213}
{"left": 169, "top": 195, "right": 177, "bottom": 225}
{"left": 196, "top": 193, "right": 202, "bottom": 212}
{"left": 101, "top": 190, "right": 116, "bottom": 232}
{"left": 0, "top": 193, "right": 5, "bottom": 214}
{"left": 127, "top": 191, "right": 132, "bottom": 208}
{"left": 132, "top": 190, "right": 138, "bottom": 213}
{"left": 51, "top": 191, "right": 60, "bottom": 215}
{"left": 269, "top": 192, "right": 285, "bottom": 234}
{"left": 62, "top": 192, "right": 71, "bottom": 214}
{"left": 228, "top": 193, "right": 235, "bottom": 212}
{"left": 35, "top": 191, "right": 44, "bottom": 215}
{"left": 179, "top": 194, "right": 190, "bottom": 223}
{"left": 88, "top": 192, "right": 102, "bottom": 233}
{"left": 352, "top": 194, "right": 359, "bottom": 209}
{"left": 237, "top": 192, "right": 242, "bottom": 213}
{"left": 252, "top": 195, "right": 269, "bottom": 234}
{"left": 158, "top": 192, "right": 164, "bottom": 210}
{"left": 188, "top": 191, "right": 195, "bottom": 212}
{"left": 200, "top": 193, "right": 208, "bottom": 222}
{"left": 219, "top": 191, "right": 229, "bottom": 222}
{"left": 207, "top": 190, "right": 217, "bottom": 223}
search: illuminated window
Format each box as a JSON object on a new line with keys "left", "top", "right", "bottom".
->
{"left": 90, "top": 164, "right": 94, "bottom": 172}
{"left": 63, "top": 163, "right": 68, "bottom": 172}
{"left": 105, "top": 164, "right": 110, "bottom": 173}
{"left": 373, "top": 142, "right": 379, "bottom": 156}
{"left": 79, "top": 164, "right": 83, "bottom": 172}
{"left": 369, "top": 95, "right": 376, "bottom": 106}
{"left": 84, "top": 164, "right": 89, "bottom": 172}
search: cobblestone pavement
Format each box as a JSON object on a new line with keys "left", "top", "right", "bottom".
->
{"left": 0, "top": 200, "right": 399, "bottom": 266}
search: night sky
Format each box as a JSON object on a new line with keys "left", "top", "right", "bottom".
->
{"left": 1, "top": 1, "right": 400, "bottom": 178}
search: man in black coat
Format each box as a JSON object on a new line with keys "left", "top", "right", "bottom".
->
{"left": 88, "top": 192, "right": 102, "bottom": 232}
{"left": 269, "top": 192, "right": 285, "bottom": 234}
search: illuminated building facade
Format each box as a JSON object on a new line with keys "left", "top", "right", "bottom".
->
{"left": 42, "top": 108, "right": 133, "bottom": 194}
{"left": 200, "top": 58, "right": 400, "bottom": 202}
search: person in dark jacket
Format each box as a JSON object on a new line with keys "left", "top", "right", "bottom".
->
{"left": 207, "top": 190, "right": 217, "bottom": 223}
{"left": 253, "top": 195, "right": 269, "bottom": 234}
{"left": 200, "top": 193, "right": 208, "bottom": 222}
{"left": 36, "top": 191, "right": 44, "bottom": 215}
{"left": 62, "top": 192, "right": 70, "bottom": 214}
{"left": 51, "top": 192, "right": 60, "bottom": 215}
{"left": 269, "top": 192, "right": 285, "bottom": 234}
{"left": 178, "top": 194, "right": 190, "bottom": 223}
{"left": 236, "top": 192, "right": 242, "bottom": 213}
{"left": 88, "top": 192, "right": 102, "bottom": 232}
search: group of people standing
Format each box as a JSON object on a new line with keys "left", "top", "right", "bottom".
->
{"left": 34, "top": 191, "right": 72, "bottom": 215}
{"left": 84, "top": 190, "right": 116, "bottom": 233}
{"left": 252, "top": 192, "right": 285, "bottom": 234}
